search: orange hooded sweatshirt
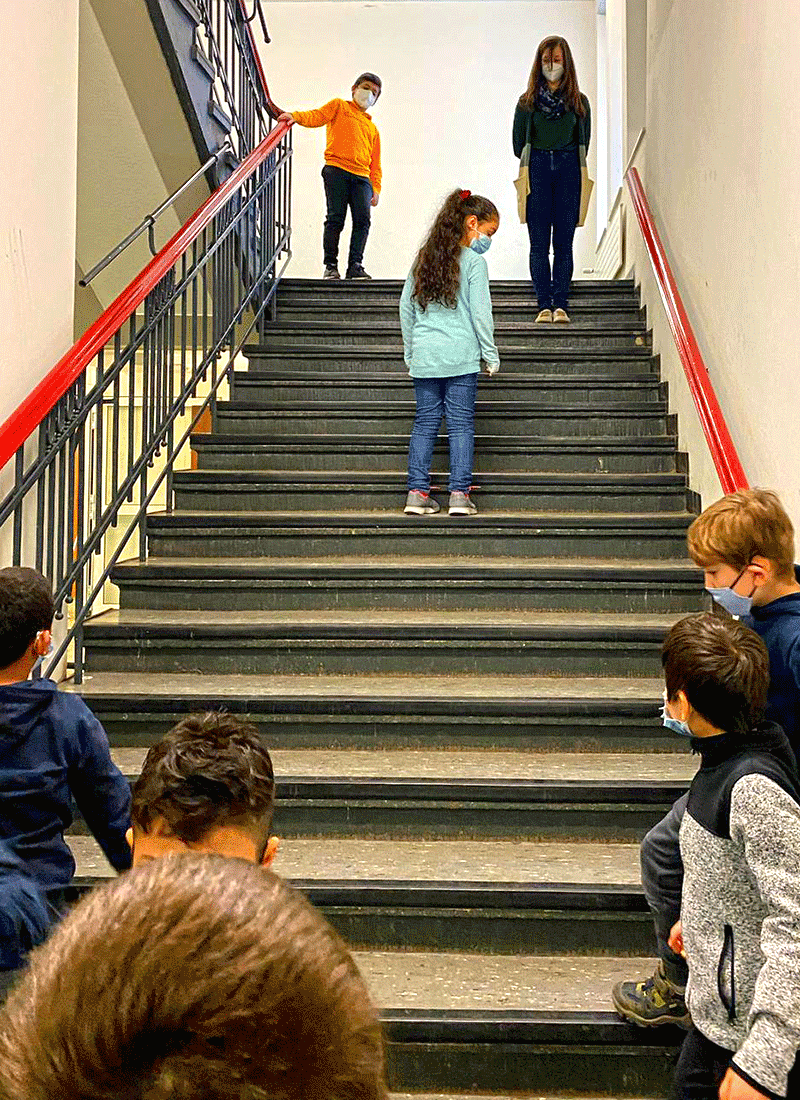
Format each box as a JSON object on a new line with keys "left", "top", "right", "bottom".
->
{"left": 291, "top": 99, "right": 382, "bottom": 194}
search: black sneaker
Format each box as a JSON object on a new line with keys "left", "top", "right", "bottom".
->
{"left": 611, "top": 962, "right": 691, "bottom": 1028}
{"left": 323, "top": 265, "right": 341, "bottom": 280}
{"left": 346, "top": 265, "right": 372, "bottom": 280}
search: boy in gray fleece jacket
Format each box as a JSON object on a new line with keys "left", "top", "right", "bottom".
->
{"left": 663, "top": 613, "right": 800, "bottom": 1100}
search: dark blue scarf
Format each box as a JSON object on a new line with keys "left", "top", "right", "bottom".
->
{"left": 536, "top": 78, "right": 567, "bottom": 119}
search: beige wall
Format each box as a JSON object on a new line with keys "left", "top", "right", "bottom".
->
{"left": 0, "top": 0, "right": 80, "bottom": 425}
{"left": 259, "top": 1, "right": 598, "bottom": 280}
{"left": 615, "top": 0, "right": 800, "bottom": 526}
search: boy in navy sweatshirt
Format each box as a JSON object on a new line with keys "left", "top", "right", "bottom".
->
{"left": 0, "top": 568, "right": 131, "bottom": 903}
{"left": 0, "top": 839, "right": 50, "bottom": 995}
{"left": 614, "top": 489, "right": 800, "bottom": 1029}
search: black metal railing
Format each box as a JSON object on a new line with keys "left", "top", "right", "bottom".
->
{"left": 201, "top": 0, "right": 279, "bottom": 157}
{"left": 0, "top": 124, "right": 292, "bottom": 683}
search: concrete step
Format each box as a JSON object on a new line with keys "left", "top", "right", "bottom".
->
{"left": 276, "top": 301, "right": 647, "bottom": 323}
{"left": 258, "top": 324, "right": 651, "bottom": 352}
{"left": 273, "top": 311, "right": 646, "bottom": 331}
{"left": 171, "top": 471, "right": 695, "bottom": 515}
{"left": 212, "top": 403, "right": 674, "bottom": 438}
{"left": 82, "top": 747, "right": 693, "bottom": 843}
{"left": 81, "top": 609, "right": 678, "bottom": 677}
{"left": 69, "top": 832, "right": 658, "bottom": 953}
{"left": 191, "top": 434, "right": 683, "bottom": 474}
{"left": 244, "top": 348, "right": 658, "bottom": 376}
{"left": 71, "top": 671, "right": 675, "bottom": 751}
{"left": 146, "top": 510, "right": 694, "bottom": 559}
{"left": 230, "top": 372, "right": 666, "bottom": 406}
{"left": 277, "top": 276, "right": 637, "bottom": 297}
{"left": 112, "top": 555, "right": 703, "bottom": 614}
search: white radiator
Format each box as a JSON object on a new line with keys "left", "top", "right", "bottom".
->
{"left": 595, "top": 193, "right": 625, "bottom": 280}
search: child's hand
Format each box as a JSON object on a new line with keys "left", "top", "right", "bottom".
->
{"left": 668, "top": 919, "right": 685, "bottom": 958}
{"left": 719, "top": 1068, "right": 772, "bottom": 1100}
{"left": 370, "top": 194, "right": 380, "bottom": 207}
{"left": 485, "top": 362, "right": 499, "bottom": 376}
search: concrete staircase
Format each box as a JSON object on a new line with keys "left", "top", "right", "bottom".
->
{"left": 69, "top": 276, "right": 703, "bottom": 1096}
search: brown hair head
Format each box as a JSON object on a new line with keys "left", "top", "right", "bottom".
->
{"left": 520, "top": 36, "right": 586, "bottom": 116}
{"left": 0, "top": 568, "right": 54, "bottom": 670}
{"left": 662, "top": 613, "right": 770, "bottom": 735}
{"left": 687, "top": 488, "right": 796, "bottom": 578}
{"left": 0, "top": 855, "right": 386, "bottom": 1100}
{"left": 412, "top": 189, "right": 499, "bottom": 311}
{"left": 131, "top": 712, "right": 276, "bottom": 849}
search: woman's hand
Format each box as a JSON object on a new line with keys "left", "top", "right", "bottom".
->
{"left": 485, "top": 362, "right": 499, "bottom": 376}
{"left": 277, "top": 112, "right": 294, "bottom": 123}
{"left": 370, "top": 193, "right": 380, "bottom": 208}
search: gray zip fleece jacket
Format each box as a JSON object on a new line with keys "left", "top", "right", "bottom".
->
{"left": 680, "top": 722, "right": 800, "bottom": 1099}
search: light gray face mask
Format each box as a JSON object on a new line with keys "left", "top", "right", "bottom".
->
{"left": 543, "top": 63, "right": 565, "bottom": 83}
{"left": 354, "top": 88, "right": 376, "bottom": 109}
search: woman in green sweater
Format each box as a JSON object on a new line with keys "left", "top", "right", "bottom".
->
{"left": 513, "top": 37, "right": 591, "bottom": 323}
{"left": 400, "top": 190, "right": 500, "bottom": 517}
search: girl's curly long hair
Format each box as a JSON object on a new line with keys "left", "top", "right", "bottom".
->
{"left": 412, "top": 190, "right": 498, "bottom": 311}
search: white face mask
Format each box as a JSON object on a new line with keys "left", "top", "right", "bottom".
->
{"left": 543, "top": 62, "right": 565, "bottom": 83}
{"left": 354, "top": 88, "right": 376, "bottom": 109}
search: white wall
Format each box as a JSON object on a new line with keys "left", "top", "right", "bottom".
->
{"left": 260, "top": 1, "right": 597, "bottom": 279}
{"left": 611, "top": 0, "right": 800, "bottom": 527}
{"left": 0, "top": 0, "right": 80, "bottom": 424}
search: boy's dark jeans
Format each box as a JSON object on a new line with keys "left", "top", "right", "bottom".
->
{"left": 526, "top": 147, "right": 581, "bottom": 311}
{"left": 322, "top": 164, "right": 373, "bottom": 269}
{"left": 676, "top": 1027, "right": 800, "bottom": 1099}
{"left": 641, "top": 792, "right": 689, "bottom": 989}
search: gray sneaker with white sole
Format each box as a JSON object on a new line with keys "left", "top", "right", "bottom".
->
{"left": 448, "top": 492, "right": 477, "bottom": 515}
{"left": 404, "top": 491, "right": 441, "bottom": 515}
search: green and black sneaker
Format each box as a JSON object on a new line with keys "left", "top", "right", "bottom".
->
{"left": 612, "top": 962, "right": 692, "bottom": 1028}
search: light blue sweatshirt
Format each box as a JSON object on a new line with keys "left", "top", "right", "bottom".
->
{"left": 399, "top": 248, "right": 500, "bottom": 378}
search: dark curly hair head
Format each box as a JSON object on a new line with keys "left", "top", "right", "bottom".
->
{"left": 412, "top": 189, "right": 499, "bottom": 311}
{"left": 131, "top": 712, "right": 275, "bottom": 848}
{"left": 0, "top": 568, "right": 54, "bottom": 670}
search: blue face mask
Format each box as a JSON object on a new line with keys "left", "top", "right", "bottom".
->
{"left": 661, "top": 694, "right": 692, "bottom": 738}
{"left": 706, "top": 565, "right": 755, "bottom": 618}
{"left": 470, "top": 233, "right": 492, "bottom": 254}
{"left": 31, "top": 632, "right": 53, "bottom": 680}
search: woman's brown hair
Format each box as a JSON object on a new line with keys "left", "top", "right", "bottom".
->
{"left": 519, "top": 36, "right": 587, "bottom": 116}
{"left": 412, "top": 189, "right": 498, "bottom": 311}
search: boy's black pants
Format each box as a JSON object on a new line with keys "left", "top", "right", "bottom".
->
{"left": 322, "top": 164, "right": 373, "bottom": 269}
{"left": 676, "top": 1027, "right": 800, "bottom": 1099}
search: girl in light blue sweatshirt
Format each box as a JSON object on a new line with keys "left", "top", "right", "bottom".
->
{"left": 400, "top": 190, "right": 500, "bottom": 516}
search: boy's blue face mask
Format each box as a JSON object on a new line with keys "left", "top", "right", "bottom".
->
{"left": 661, "top": 692, "right": 692, "bottom": 738}
{"left": 470, "top": 233, "right": 492, "bottom": 255}
{"left": 706, "top": 565, "right": 756, "bottom": 618}
{"left": 31, "top": 631, "right": 53, "bottom": 680}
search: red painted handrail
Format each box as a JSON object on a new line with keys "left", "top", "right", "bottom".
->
{"left": 0, "top": 121, "right": 290, "bottom": 473}
{"left": 625, "top": 167, "right": 748, "bottom": 493}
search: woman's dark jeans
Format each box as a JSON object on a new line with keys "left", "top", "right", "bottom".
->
{"left": 407, "top": 373, "right": 478, "bottom": 493}
{"left": 526, "top": 147, "right": 581, "bottom": 311}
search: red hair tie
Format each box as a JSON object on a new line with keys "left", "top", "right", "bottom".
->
{"left": 460, "top": 189, "right": 471, "bottom": 200}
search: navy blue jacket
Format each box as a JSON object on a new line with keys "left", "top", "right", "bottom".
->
{"left": 0, "top": 839, "right": 51, "bottom": 973}
{"left": 744, "top": 567, "right": 800, "bottom": 753}
{"left": 0, "top": 680, "right": 131, "bottom": 890}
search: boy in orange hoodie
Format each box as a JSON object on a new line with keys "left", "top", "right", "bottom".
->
{"left": 280, "top": 73, "right": 382, "bottom": 280}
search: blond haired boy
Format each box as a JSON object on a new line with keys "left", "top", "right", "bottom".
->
{"left": 613, "top": 488, "right": 800, "bottom": 1030}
